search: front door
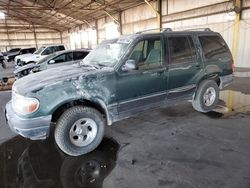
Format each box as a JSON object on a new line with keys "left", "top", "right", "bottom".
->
{"left": 116, "top": 35, "right": 167, "bottom": 116}
{"left": 167, "top": 35, "right": 202, "bottom": 99}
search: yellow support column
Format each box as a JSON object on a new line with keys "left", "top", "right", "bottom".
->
{"left": 232, "top": 0, "right": 241, "bottom": 64}
{"left": 227, "top": 0, "right": 241, "bottom": 112}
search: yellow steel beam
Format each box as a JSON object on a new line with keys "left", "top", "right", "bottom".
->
{"left": 144, "top": 0, "right": 161, "bottom": 30}
{"left": 232, "top": 0, "right": 242, "bottom": 65}
{"left": 104, "top": 10, "right": 120, "bottom": 26}
{"left": 227, "top": 0, "right": 241, "bottom": 112}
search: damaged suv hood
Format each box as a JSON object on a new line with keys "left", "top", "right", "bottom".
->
{"left": 13, "top": 64, "right": 113, "bottom": 95}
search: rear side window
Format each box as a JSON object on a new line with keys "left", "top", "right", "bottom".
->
{"left": 52, "top": 52, "right": 73, "bottom": 63}
{"left": 29, "top": 48, "right": 36, "bottom": 53}
{"left": 20, "top": 49, "right": 27, "bottom": 54}
{"left": 168, "top": 36, "right": 195, "bottom": 64}
{"left": 58, "top": 45, "right": 65, "bottom": 50}
{"left": 199, "top": 36, "right": 230, "bottom": 60}
{"left": 73, "top": 51, "right": 88, "bottom": 60}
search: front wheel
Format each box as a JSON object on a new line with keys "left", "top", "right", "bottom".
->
{"left": 55, "top": 106, "right": 105, "bottom": 156}
{"left": 192, "top": 80, "right": 219, "bottom": 113}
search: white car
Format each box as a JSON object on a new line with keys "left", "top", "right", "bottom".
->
{"left": 16, "top": 44, "right": 65, "bottom": 66}
{"left": 15, "top": 53, "right": 33, "bottom": 65}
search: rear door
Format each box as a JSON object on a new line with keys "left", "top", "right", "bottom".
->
{"left": 167, "top": 34, "right": 201, "bottom": 99}
{"left": 198, "top": 35, "right": 233, "bottom": 75}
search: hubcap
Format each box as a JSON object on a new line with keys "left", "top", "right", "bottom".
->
{"left": 69, "top": 118, "right": 98, "bottom": 147}
{"left": 203, "top": 87, "right": 216, "bottom": 106}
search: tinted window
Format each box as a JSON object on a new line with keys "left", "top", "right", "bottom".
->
{"left": 34, "top": 46, "right": 45, "bottom": 55}
{"left": 52, "top": 52, "right": 73, "bottom": 63}
{"left": 58, "top": 45, "right": 65, "bottom": 50}
{"left": 29, "top": 48, "right": 36, "bottom": 53}
{"left": 128, "top": 37, "right": 163, "bottom": 70}
{"left": 199, "top": 36, "right": 230, "bottom": 60}
{"left": 73, "top": 51, "right": 88, "bottom": 60}
{"left": 168, "top": 36, "right": 195, "bottom": 64}
{"left": 42, "top": 47, "right": 54, "bottom": 55}
{"left": 20, "top": 49, "right": 27, "bottom": 54}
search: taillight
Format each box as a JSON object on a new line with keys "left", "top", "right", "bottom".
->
{"left": 231, "top": 63, "right": 235, "bottom": 73}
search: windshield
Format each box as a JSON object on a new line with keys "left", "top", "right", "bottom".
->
{"left": 34, "top": 46, "right": 46, "bottom": 55}
{"left": 80, "top": 38, "right": 130, "bottom": 68}
{"left": 36, "top": 53, "right": 57, "bottom": 64}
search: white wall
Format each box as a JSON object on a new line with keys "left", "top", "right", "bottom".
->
{"left": 0, "top": 18, "right": 63, "bottom": 51}
{"left": 65, "top": 0, "right": 250, "bottom": 68}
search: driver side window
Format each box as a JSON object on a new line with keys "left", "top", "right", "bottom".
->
{"left": 128, "top": 37, "right": 163, "bottom": 70}
{"left": 52, "top": 53, "right": 73, "bottom": 64}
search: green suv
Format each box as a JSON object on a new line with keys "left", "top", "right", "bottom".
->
{"left": 5, "top": 28, "right": 233, "bottom": 156}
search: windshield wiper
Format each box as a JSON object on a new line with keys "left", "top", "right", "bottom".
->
{"left": 80, "top": 63, "right": 99, "bottom": 69}
{"left": 95, "top": 63, "right": 109, "bottom": 68}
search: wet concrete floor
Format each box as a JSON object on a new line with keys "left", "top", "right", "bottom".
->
{"left": 0, "top": 74, "right": 250, "bottom": 188}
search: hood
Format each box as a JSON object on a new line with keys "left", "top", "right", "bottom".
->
{"left": 15, "top": 53, "right": 33, "bottom": 61}
{"left": 13, "top": 64, "right": 113, "bottom": 95}
{"left": 21, "top": 54, "right": 42, "bottom": 63}
{"left": 14, "top": 63, "right": 40, "bottom": 74}
{"left": 16, "top": 53, "right": 33, "bottom": 59}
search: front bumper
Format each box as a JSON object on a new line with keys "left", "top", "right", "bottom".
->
{"left": 219, "top": 74, "right": 233, "bottom": 89}
{"left": 5, "top": 101, "right": 52, "bottom": 140}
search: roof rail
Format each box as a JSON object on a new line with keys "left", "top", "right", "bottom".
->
{"left": 184, "top": 28, "right": 212, "bottom": 32}
{"left": 136, "top": 28, "right": 173, "bottom": 34}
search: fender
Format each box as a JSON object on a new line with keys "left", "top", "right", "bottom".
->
{"left": 95, "top": 98, "right": 113, "bottom": 126}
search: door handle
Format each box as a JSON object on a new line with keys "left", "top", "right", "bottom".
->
{"left": 195, "top": 64, "right": 201, "bottom": 69}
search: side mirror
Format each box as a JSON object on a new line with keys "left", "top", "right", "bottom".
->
{"left": 121, "top": 59, "right": 137, "bottom": 72}
{"left": 48, "top": 60, "right": 55, "bottom": 64}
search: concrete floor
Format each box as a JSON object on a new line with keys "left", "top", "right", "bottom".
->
{"left": 0, "top": 73, "right": 250, "bottom": 188}
{"left": 0, "top": 61, "right": 15, "bottom": 78}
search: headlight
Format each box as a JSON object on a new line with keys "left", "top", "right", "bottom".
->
{"left": 12, "top": 93, "right": 39, "bottom": 115}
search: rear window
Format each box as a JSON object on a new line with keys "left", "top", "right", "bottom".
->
{"left": 73, "top": 51, "right": 88, "bottom": 60}
{"left": 58, "top": 45, "right": 65, "bottom": 50}
{"left": 168, "top": 36, "right": 196, "bottom": 64}
{"left": 199, "top": 36, "right": 230, "bottom": 60}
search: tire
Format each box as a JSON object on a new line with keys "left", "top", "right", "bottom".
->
{"left": 192, "top": 80, "right": 219, "bottom": 113}
{"left": 60, "top": 152, "right": 106, "bottom": 188}
{"left": 55, "top": 106, "right": 105, "bottom": 156}
{"left": 1, "top": 61, "right": 6, "bottom": 69}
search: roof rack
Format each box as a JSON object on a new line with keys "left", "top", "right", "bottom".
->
{"left": 184, "top": 28, "right": 212, "bottom": 32}
{"left": 136, "top": 28, "right": 173, "bottom": 34}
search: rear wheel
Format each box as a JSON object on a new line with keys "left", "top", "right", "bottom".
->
{"left": 55, "top": 106, "right": 105, "bottom": 156}
{"left": 192, "top": 80, "right": 219, "bottom": 112}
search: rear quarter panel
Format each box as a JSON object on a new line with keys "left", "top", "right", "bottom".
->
{"left": 196, "top": 33, "right": 233, "bottom": 77}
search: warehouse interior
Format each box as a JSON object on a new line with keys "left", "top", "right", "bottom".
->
{"left": 0, "top": 0, "right": 250, "bottom": 187}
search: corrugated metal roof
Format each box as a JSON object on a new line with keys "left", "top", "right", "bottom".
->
{"left": 0, "top": 0, "right": 148, "bottom": 31}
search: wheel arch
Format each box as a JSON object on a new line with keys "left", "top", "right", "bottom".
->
{"left": 51, "top": 98, "right": 112, "bottom": 126}
{"left": 198, "top": 73, "right": 221, "bottom": 87}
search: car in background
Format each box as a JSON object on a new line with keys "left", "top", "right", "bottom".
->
{"left": 0, "top": 51, "right": 6, "bottom": 69}
{"left": 16, "top": 44, "right": 66, "bottom": 66}
{"left": 2, "top": 48, "right": 21, "bottom": 56}
{"left": 6, "top": 47, "right": 36, "bottom": 62}
{"left": 14, "top": 49, "right": 90, "bottom": 79}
